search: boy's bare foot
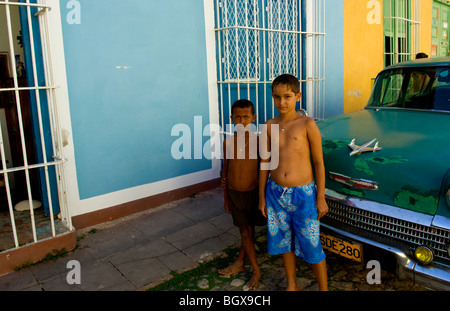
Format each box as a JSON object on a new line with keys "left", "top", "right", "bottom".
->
{"left": 246, "top": 270, "right": 261, "bottom": 290}
{"left": 285, "top": 281, "right": 299, "bottom": 291}
{"left": 218, "top": 261, "right": 245, "bottom": 276}
{"left": 285, "top": 285, "right": 299, "bottom": 291}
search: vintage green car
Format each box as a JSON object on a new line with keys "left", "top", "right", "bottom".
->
{"left": 318, "top": 57, "right": 450, "bottom": 290}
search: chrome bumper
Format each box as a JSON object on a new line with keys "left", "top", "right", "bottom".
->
{"left": 322, "top": 188, "right": 450, "bottom": 290}
{"left": 321, "top": 222, "right": 450, "bottom": 291}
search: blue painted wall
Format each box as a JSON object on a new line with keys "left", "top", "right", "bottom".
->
{"left": 61, "top": 0, "right": 212, "bottom": 199}
{"left": 324, "top": 0, "right": 344, "bottom": 118}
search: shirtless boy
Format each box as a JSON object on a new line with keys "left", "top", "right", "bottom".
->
{"left": 259, "top": 74, "right": 329, "bottom": 291}
{"left": 219, "top": 99, "right": 264, "bottom": 290}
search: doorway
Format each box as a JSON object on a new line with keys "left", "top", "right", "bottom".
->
{"left": 0, "top": 0, "right": 70, "bottom": 250}
{"left": 383, "top": 0, "right": 421, "bottom": 67}
{"left": 0, "top": 3, "right": 40, "bottom": 211}
{"left": 431, "top": 0, "right": 450, "bottom": 57}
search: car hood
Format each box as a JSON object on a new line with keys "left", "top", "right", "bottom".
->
{"left": 317, "top": 108, "right": 450, "bottom": 216}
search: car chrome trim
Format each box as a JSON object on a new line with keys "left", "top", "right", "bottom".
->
{"left": 321, "top": 222, "right": 450, "bottom": 291}
{"left": 329, "top": 172, "right": 379, "bottom": 190}
{"left": 325, "top": 188, "right": 433, "bottom": 226}
{"left": 414, "top": 262, "right": 450, "bottom": 291}
{"left": 432, "top": 215, "right": 450, "bottom": 231}
{"left": 297, "top": 108, "right": 308, "bottom": 116}
{"left": 324, "top": 189, "right": 450, "bottom": 263}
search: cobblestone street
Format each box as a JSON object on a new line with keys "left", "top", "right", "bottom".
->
{"left": 0, "top": 188, "right": 434, "bottom": 293}
{"left": 149, "top": 229, "right": 431, "bottom": 292}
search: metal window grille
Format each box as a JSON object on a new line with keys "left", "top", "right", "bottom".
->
{"left": 383, "top": 0, "right": 421, "bottom": 67}
{"left": 0, "top": 0, "right": 72, "bottom": 251}
{"left": 215, "top": 0, "right": 326, "bottom": 131}
{"left": 267, "top": 0, "right": 299, "bottom": 80}
{"left": 220, "top": 0, "right": 260, "bottom": 82}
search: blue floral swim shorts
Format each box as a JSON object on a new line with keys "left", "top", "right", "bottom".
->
{"left": 265, "top": 177, "right": 326, "bottom": 264}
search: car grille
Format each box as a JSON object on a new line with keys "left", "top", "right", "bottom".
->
{"left": 323, "top": 199, "right": 450, "bottom": 263}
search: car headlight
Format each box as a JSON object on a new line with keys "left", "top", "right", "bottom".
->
{"left": 415, "top": 246, "right": 434, "bottom": 265}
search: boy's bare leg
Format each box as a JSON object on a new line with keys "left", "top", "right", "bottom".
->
{"left": 312, "top": 259, "right": 328, "bottom": 291}
{"left": 282, "top": 251, "right": 299, "bottom": 291}
{"left": 240, "top": 226, "right": 261, "bottom": 290}
{"left": 218, "top": 245, "right": 245, "bottom": 275}
{"left": 218, "top": 226, "right": 261, "bottom": 289}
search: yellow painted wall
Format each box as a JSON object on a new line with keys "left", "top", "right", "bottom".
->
{"left": 420, "top": 0, "right": 433, "bottom": 56}
{"left": 343, "top": 0, "right": 384, "bottom": 113}
{"left": 343, "top": 0, "right": 435, "bottom": 113}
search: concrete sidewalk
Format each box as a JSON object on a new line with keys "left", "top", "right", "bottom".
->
{"left": 0, "top": 187, "right": 240, "bottom": 291}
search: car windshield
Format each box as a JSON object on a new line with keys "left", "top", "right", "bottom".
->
{"left": 367, "top": 66, "right": 450, "bottom": 112}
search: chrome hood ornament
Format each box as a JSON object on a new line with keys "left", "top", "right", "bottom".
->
{"left": 348, "top": 138, "right": 382, "bottom": 156}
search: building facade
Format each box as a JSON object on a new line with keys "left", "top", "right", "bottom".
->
{"left": 0, "top": 0, "right": 448, "bottom": 272}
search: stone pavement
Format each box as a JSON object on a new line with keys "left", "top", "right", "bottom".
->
{"left": 0, "top": 187, "right": 432, "bottom": 292}
{"left": 0, "top": 188, "right": 238, "bottom": 291}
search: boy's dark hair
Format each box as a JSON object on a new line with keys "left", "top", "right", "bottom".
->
{"left": 272, "top": 74, "right": 300, "bottom": 94}
{"left": 416, "top": 52, "right": 428, "bottom": 59}
{"left": 232, "top": 99, "right": 255, "bottom": 115}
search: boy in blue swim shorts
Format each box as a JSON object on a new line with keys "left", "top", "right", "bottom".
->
{"left": 259, "top": 74, "right": 329, "bottom": 291}
{"left": 265, "top": 178, "right": 326, "bottom": 264}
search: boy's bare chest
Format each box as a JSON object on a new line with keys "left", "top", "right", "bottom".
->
{"left": 225, "top": 135, "right": 259, "bottom": 159}
{"left": 277, "top": 124, "right": 308, "bottom": 149}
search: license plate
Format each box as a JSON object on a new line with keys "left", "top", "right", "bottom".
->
{"left": 320, "top": 233, "right": 363, "bottom": 263}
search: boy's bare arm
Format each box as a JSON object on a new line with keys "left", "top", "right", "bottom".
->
{"left": 222, "top": 139, "right": 230, "bottom": 214}
{"left": 258, "top": 121, "right": 272, "bottom": 218}
{"left": 307, "top": 119, "right": 329, "bottom": 219}
{"left": 258, "top": 168, "right": 269, "bottom": 218}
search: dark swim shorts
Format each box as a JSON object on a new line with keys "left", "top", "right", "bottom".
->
{"left": 226, "top": 188, "right": 266, "bottom": 228}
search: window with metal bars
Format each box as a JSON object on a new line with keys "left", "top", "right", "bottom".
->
{"left": 383, "top": 0, "right": 420, "bottom": 67}
{"left": 0, "top": 0, "right": 71, "bottom": 251}
{"left": 219, "top": 0, "right": 260, "bottom": 82}
{"left": 215, "top": 0, "right": 326, "bottom": 129}
{"left": 266, "top": 0, "right": 299, "bottom": 80}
